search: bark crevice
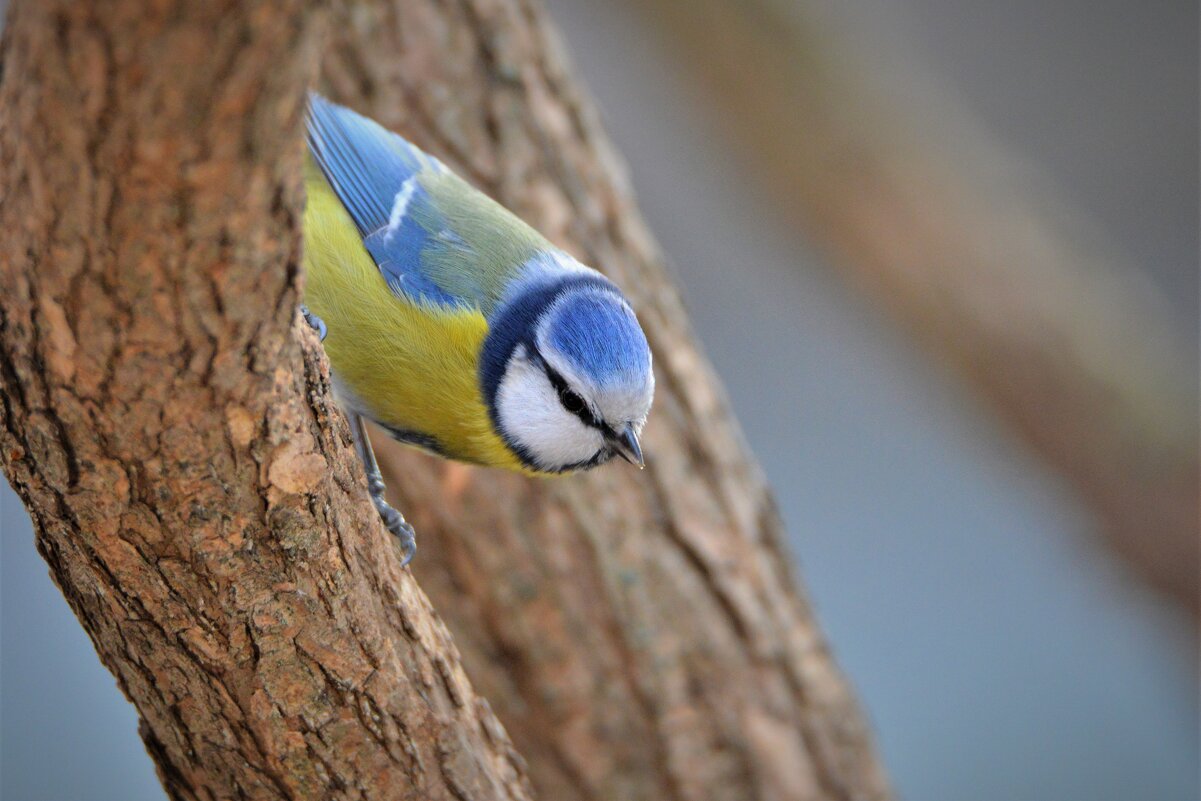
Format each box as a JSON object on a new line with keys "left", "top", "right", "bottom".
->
{"left": 2, "top": 1, "right": 888, "bottom": 799}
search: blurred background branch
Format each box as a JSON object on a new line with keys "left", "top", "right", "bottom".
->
{"left": 628, "top": 0, "right": 1198, "bottom": 616}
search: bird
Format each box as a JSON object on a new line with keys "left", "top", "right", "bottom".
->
{"left": 301, "top": 94, "right": 655, "bottom": 564}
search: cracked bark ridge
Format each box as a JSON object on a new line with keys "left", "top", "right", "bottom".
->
{"left": 322, "top": 2, "right": 892, "bottom": 800}
{"left": 0, "top": 2, "right": 532, "bottom": 799}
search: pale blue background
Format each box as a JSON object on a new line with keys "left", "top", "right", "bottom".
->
{"left": 2, "top": 0, "right": 1196, "bottom": 799}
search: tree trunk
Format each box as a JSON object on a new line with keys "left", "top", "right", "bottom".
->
{"left": 0, "top": 1, "right": 890, "bottom": 800}
{"left": 0, "top": 2, "right": 532, "bottom": 799}
{"left": 322, "top": 3, "right": 890, "bottom": 801}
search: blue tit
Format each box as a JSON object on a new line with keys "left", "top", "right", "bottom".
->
{"left": 301, "top": 94, "right": 654, "bottom": 560}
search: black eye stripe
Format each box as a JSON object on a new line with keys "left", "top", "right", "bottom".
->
{"left": 537, "top": 354, "right": 603, "bottom": 430}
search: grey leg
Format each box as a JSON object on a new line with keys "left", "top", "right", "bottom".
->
{"left": 300, "top": 304, "right": 327, "bottom": 341}
{"left": 348, "top": 411, "right": 417, "bottom": 566}
{"left": 303, "top": 305, "right": 414, "bottom": 565}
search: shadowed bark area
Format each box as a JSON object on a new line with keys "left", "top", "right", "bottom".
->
{"left": 0, "top": 2, "right": 534, "bottom": 799}
{"left": 321, "top": 2, "right": 891, "bottom": 800}
{"left": 628, "top": 0, "right": 1199, "bottom": 617}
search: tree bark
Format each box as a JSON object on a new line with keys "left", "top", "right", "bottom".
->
{"left": 1, "top": 0, "right": 890, "bottom": 799}
{"left": 321, "top": 3, "right": 890, "bottom": 801}
{"left": 0, "top": 2, "right": 533, "bottom": 799}
{"left": 629, "top": 0, "right": 1199, "bottom": 617}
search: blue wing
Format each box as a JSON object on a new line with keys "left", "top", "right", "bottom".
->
{"left": 306, "top": 93, "right": 466, "bottom": 308}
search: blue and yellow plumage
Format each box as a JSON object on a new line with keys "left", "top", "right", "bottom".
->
{"left": 304, "top": 155, "right": 521, "bottom": 471}
{"left": 301, "top": 94, "right": 654, "bottom": 559}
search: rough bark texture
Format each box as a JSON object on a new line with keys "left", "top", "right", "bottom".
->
{"left": 631, "top": 0, "right": 1199, "bottom": 616}
{"left": 0, "top": 2, "right": 534, "bottom": 799}
{"left": 321, "top": 3, "right": 890, "bottom": 801}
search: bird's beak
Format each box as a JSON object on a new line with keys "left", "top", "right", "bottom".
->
{"left": 609, "top": 424, "right": 645, "bottom": 469}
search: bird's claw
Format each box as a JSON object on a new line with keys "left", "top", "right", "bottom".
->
{"left": 375, "top": 498, "right": 417, "bottom": 567}
{"left": 347, "top": 410, "right": 416, "bottom": 567}
{"left": 365, "top": 465, "right": 416, "bottom": 566}
{"left": 300, "top": 304, "right": 327, "bottom": 341}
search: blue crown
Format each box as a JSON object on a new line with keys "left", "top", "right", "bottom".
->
{"left": 544, "top": 289, "right": 650, "bottom": 388}
{"left": 479, "top": 273, "right": 651, "bottom": 415}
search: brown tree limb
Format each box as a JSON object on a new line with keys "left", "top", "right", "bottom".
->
{"left": 0, "top": 2, "right": 533, "bottom": 798}
{"left": 321, "top": 2, "right": 891, "bottom": 800}
{"left": 627, "top": 0, "right": 1199, "bottom": 616}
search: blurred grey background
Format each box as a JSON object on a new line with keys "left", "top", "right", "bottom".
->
{"left": 2, "top": 0, "right": 1196, "bottom": 799}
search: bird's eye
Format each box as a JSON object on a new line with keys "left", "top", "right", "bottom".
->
{"left": 559, "top": 387, "right": 586, "bottom": 414}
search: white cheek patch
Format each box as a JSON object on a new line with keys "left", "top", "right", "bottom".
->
{"left": 496, "top": 349, "right": 604, "bottom": 471}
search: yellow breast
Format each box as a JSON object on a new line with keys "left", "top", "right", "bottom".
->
{"left": 302, "top": 162, "right": 526, "bottom": 472}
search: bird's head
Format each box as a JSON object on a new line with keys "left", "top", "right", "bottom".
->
{"left": 481, "top": 275, "right": 654, "bottom": 474}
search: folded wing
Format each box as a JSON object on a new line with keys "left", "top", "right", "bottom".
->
{"left": 306, "top": 94, "right": 547, "bottom": 314}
